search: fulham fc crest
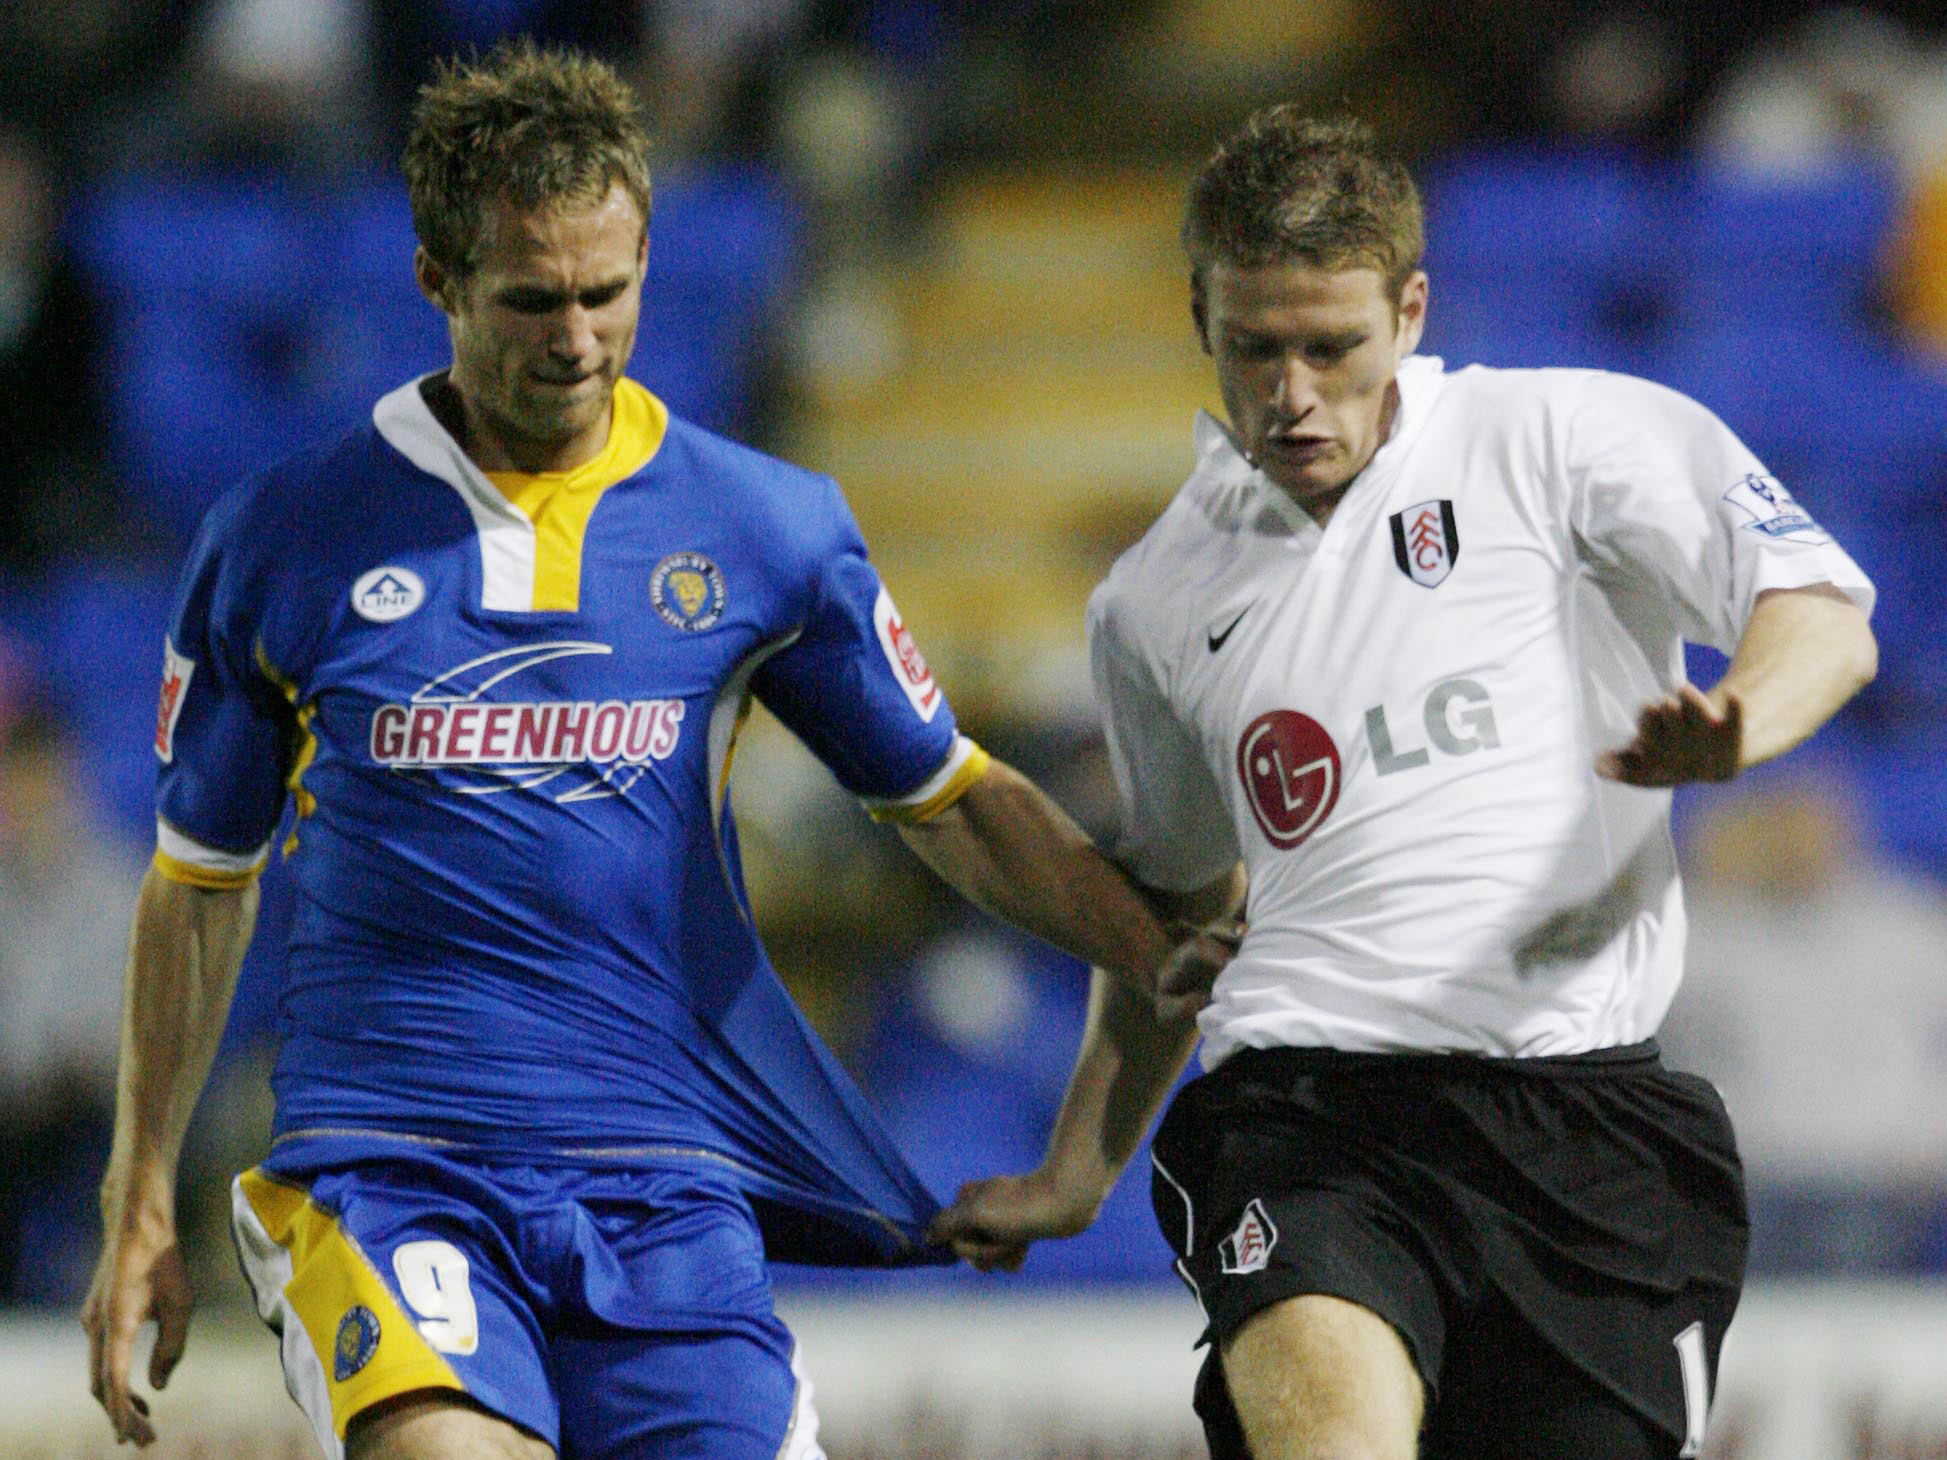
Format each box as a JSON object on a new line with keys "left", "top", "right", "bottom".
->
{"left": 1389, "top": 499, "right": 1460, "bottom": 588}
{"left": 1219, "top": 1199, "right": 1279, "bottom": 1275}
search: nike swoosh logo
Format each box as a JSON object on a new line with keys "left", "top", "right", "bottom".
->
{"left": 1207, "top": 606, "right": 1251, "bottom": 652}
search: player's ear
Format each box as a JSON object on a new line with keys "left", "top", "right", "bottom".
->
{"left": 1191, "top": 279, "right": 1211, "bottom": 355}
{"left": 414, "top": 246, "right": 459, "bottom": 315}
{"left": 1395, "top": 270, "right": 1428, "bottom": 357}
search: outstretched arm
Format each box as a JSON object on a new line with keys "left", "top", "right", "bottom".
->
{"left": 84, "top": 866, "right": 258, "bottom": 1448}
{"left": 895, "top": 755, "right": 1180, "bottom": 997}
{"left": 929, "top": 865, "right": 1245, "bottom": 1269}
{"left": 1598, "top": 584, "right": 1876, "bottom": 787}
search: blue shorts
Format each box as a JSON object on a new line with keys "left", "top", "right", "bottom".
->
{"left": 229, "top": 1150, "right": 825, "bottom": 1460}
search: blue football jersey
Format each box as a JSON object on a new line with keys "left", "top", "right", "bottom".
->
{"left": 155, "top": 376, "right": 987, "bottom": 1265}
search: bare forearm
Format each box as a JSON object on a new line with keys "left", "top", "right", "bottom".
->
{"left": 1716, "top": 584, "right": 1876, "bottom": 769}
{"left": 897, "top": 758, "right": 1174, "bottom": 989}
{"left": 101, "top": 868, "right": 259, "bottom": 1234}
{"left": 926, "top": 864, "right": 1236, "bottom": 1261}
{"left": 1040, "top": 967, "right": 1200, "bottom": 1214}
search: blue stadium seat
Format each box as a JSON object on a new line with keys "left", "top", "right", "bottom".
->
{"left": 1421, "top": 305, "right": 1640, "bottom": 375}
{"left": 635, "top": 164, "right": 802, "bottom": 433}
{"left": 1856, "top": 739, "right": 1947, "bottom": 882}
{"left": 1420, "top": 147, "right": 1676, "bottom": 377}
{"left": 17, "top": 555, "right": 307, "bottom": 1054}
{"left": 24, "top": 559, "right": 177, "bottom": 840}
{"left": 1820, "top": 505, "right": 1947, "bottom": 716}
{"left": 1675, "top": 156, "right": 1903, "bottom": 334}
{"left": 1423, "top": 147, "right": 1667, "bottom": 280}
{"left": 849, "top": 930, "right": 1184, "bottom": 1285}
{"left": 70, "top": 165, "right": 800, "bottom": 542}
{"left": 71, "top": 177, "right": 448, "bottom": 544}
{"left": 1648, "top": 321, "right": 1947, "bottom": 487}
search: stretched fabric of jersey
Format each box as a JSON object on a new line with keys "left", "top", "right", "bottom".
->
{"left": 157, "top": 375, "right": 960, "bottom": 1266}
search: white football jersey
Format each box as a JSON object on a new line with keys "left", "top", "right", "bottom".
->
{"left": 1090, "top": 355, "right": 1874, "bottom": 1062}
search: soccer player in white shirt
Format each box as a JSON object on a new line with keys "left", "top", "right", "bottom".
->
{"left": 933, "top": 110, "right": 1878, "bottom": 1460}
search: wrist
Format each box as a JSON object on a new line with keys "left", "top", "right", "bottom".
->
{"left": 99, "top": 1159, "right": 178, "bottom": 1238}
{"left": 1037, "top": 1151, "right": 1115, "bottom": 1225}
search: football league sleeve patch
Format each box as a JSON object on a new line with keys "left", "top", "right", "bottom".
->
{"left": 754, "top": 545, "right": 962, "bottom": 805}
{"left": 152, "top": 503, "right": 295, "bottom": 884}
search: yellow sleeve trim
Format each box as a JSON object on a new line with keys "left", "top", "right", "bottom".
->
{"left": 153, "top": 848, "right": 264, "bottom": 889}
{"left": 868, "top": 742, "right": 992, "bottom": 825}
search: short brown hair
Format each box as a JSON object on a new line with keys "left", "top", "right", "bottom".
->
{"left": 1184, "top": 108, "right": 1424, "bottom": 308}
{"left": 402, "top": 39, "right": 652, "bottom": 279}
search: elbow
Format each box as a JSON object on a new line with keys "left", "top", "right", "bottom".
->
{"left": 1847, "top": 619, "right": 1879, "bottom": 698}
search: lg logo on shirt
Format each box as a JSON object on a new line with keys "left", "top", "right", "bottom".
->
{"left": 1237, "top": 710, "right": 1342, "bottom": 849}
{"left": 1366, "top": 678, "right": 1501, "bottom": 776}
{"left": 1237, "top": 679, "right": 1502, "bottom": 849}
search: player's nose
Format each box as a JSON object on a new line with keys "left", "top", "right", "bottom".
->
{"left": 549, "top": 304, "right": 600, "bottom": 363}
{"left": 1270, "top": 356, "right": 1318, "bottom": 416}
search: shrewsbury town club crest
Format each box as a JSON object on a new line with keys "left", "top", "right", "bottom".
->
{"left": 334, "top": 1305, "right": 381, "bottom": 1381}
{"left": 651, "top": 552, "right": 726, "bottom": 632}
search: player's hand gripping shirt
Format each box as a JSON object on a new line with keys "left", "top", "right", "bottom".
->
{"left": 155, "top": 376, "right": 985, "bottom": 1265}
{"left": 1091, "top": 356, "right": 1874, "bottom": 1064}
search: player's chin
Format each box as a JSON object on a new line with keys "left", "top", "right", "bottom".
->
{"left": 1286, "top": 481, "right": 1353, "bottom": 518}
{"left": 517, "top": 392, "right": 607, "bottom": 440}
{"left": 1266, "top": 458, "right": 1348, "bottom": 502}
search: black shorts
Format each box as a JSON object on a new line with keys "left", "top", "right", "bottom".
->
{"left": 1148, "top": 1041, "right": 1748, "bottom": 1460}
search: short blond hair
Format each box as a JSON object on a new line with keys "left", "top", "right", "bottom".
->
{"left": 1184, "top": 108, "right": 1424, "bottom": 309}
{"left": 402, "top": 39, "right": 652, "bottom": 279}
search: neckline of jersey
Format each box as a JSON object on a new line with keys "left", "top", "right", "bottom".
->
{"left": 481, "top": 378, "right": 669, "bottom": 505}
{"left": 370, "top": 372, "right": 671, "bottom": 522}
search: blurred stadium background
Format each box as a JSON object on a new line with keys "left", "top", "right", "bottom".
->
{"left": 3, "top": 0, "right": 1946, "bottom": 1455}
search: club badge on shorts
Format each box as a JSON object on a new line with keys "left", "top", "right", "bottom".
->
{"left": 1220, "top": 1199, "right": 1280, "bottom": 1275}
{"left": 1389, "top": 499, "right": 1460, "bottom": 588}
{"left": 651, "top": 552, "right": 726, "bottom": 632}
{"left": 334, "top": 1304, "right": 381, "bottom": 1381}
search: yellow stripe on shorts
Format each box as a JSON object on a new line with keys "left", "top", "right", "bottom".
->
{"left": 236, "top": 1168, "right": 464, "bottom": 1439}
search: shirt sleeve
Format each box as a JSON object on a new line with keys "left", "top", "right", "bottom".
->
{"left": 753, "top": 507, "right": 968, "bottom": 816}
{"left": 1088, "top": 579, "right": 1240, "bottom": 894}
{"left": 1565, "top": 372, "right": 1875, "bottom": 654}
{"left": 153, "top": 489, "right": 294, "bottom": 886}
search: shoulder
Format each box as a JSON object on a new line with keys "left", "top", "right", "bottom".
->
{"left": 1091, "top": 493, "right": 1192, "bottom": 630}
{"left": 1417, "top": 356, "right": 1607, "bottom": 428}
{"left": 1089, "top": 458, "right": 1245, "bottom": 665}
{"left": 655, "top": 412, "right": 853, "bottom": 558}
{"left": 1418, "top": 359, "right": 1737, "bottom": 484}
{"left": 188, "top": 430, "right": 355, "bottom": 572}
{"left": 188, "top": 413, "right": 447, "bottom": 621}
{"left": 168, "top": 428, "right": 384, "bottom": 666}
{"left": 659, "top": 413, "right": 840, "bottom": 507}
{"left": 1441, "top": 360, "right": 1723, "bottom": 438}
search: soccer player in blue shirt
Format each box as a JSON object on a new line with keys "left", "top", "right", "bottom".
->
{"left": 82, "top": 42, "right": 1206, "bottom": 1460}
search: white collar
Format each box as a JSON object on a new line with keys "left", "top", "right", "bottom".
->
{"left": 371, "top": 373, "right": 528, "bottom": 526}
{"left": 370, "top": 374, "right": 540, "bottom": 611}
